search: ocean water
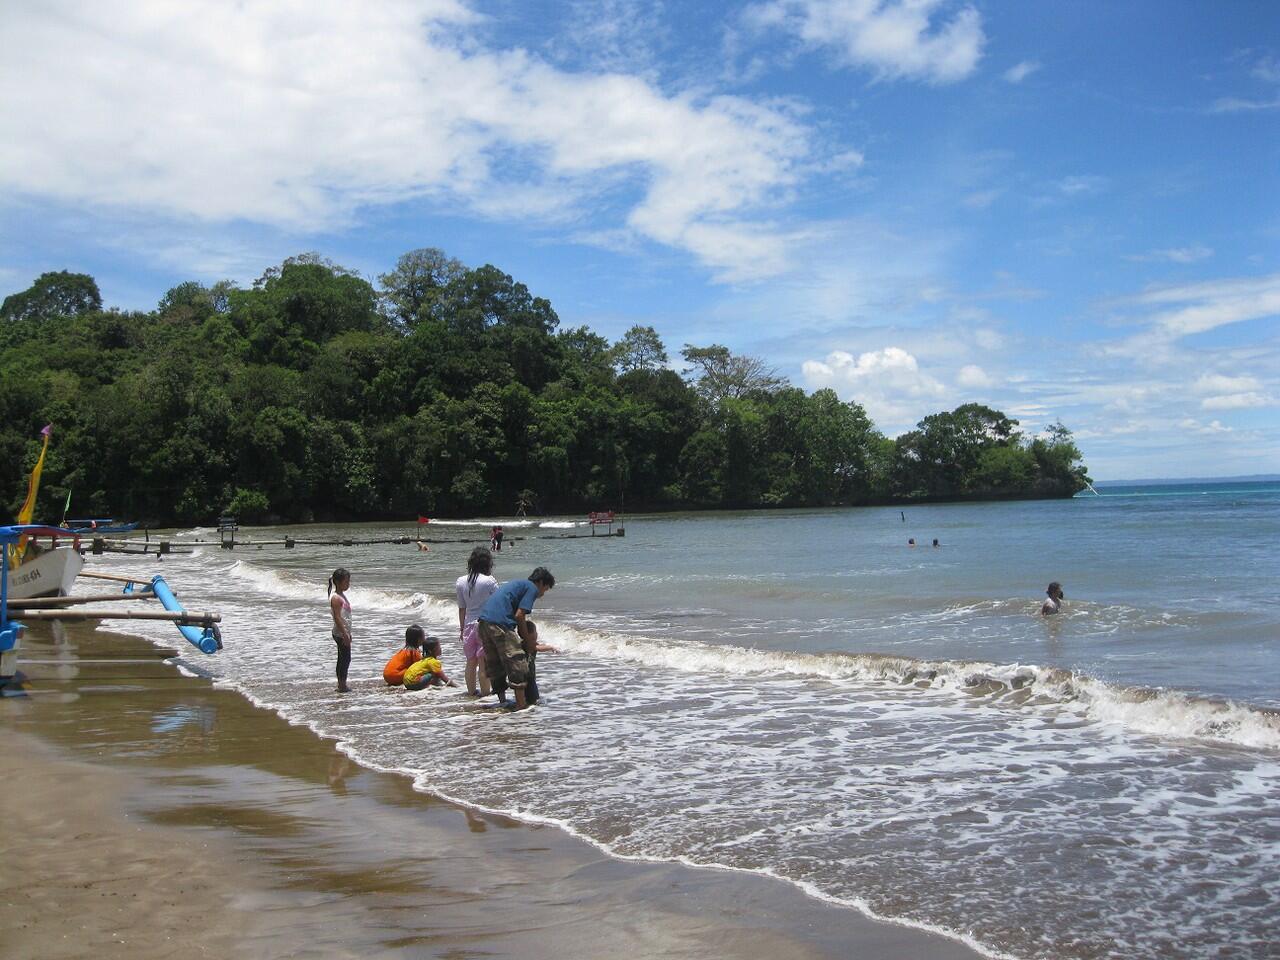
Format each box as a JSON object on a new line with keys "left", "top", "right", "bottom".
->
{"left": 84, "top": 481, "right": 1280, "bottom": 959}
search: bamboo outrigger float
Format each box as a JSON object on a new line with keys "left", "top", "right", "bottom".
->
{"left": 1, "top": 524, "right": 222, "bottom": 697}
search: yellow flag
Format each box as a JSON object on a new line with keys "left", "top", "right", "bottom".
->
{"left": 10, "top": 425, "right": 52, "bottom": 567}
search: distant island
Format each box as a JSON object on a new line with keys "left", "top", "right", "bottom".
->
{"left": 1095, "top": 475, "right": 1280, "bottom": 486}
{"left": 1, "top": 253, "right": 1089, "bottom": 524}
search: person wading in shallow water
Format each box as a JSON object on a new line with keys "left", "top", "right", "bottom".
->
{"left": 1041, "top": 582, "right": 1065, "bottom": 616}
{"left": 476, "top": 567, "right": 555, "bottom": 710}
{"left": 328, "top": 567, "right": 353, "bottom": 692}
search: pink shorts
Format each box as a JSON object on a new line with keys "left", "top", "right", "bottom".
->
{"left": 462, "top": 621, "right": 484, "bottom": 660}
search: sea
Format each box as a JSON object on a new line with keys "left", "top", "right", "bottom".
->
{"left": 88, "top": 480, "right": 1280, "bottom": 959}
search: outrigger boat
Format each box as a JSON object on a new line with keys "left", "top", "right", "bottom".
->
{"left": 1, "top": 523, "right": 223, "bottom": 696}
{"left": 2, "top": 429, "right": 222, "bottom": 695}
{"left": 8, "top": 521, "right": 138, "bottom": 600}
{"left": 5, "top": 425, "right": 137, "bottom": 599}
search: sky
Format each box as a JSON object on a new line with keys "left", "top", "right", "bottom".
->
{"left": 1, "top": 0, "right": 1277, "bottom": 480}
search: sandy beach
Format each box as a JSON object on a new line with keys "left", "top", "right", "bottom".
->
{"left": 1, "top": 621, "right": 979, "bottom": 960}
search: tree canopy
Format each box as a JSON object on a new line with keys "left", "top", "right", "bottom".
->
{"left": 0, "top": 252, "right": 1089, "bottom": 524}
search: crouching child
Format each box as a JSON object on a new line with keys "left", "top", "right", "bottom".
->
{"left": 403, "top": 636, "right": 454, "bottom": 691}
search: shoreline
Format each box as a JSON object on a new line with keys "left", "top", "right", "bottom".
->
{"left": 124, "top": 484, "right": 1088, "bottom": 530}
{"left": 3, "top": 621, "right": 982, "bottom": 960}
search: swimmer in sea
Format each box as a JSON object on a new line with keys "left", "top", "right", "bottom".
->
{"left": 1041, "top": 582, "right": 1065, "bottom": 616}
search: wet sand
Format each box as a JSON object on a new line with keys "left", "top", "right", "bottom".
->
{"left": 1, "top": 623, "right": 981, "bottom": 959}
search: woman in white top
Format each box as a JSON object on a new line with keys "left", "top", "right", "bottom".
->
{"left": 457, "top": 546, "right": 499, "bottom": 696}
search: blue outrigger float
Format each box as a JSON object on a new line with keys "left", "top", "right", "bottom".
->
{"left": 1, "top": 523, "right": 222, "bottom": 696}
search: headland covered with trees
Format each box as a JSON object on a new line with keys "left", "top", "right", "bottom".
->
{"left": 0, "top": 251, "right": 1089, "bottom": 524}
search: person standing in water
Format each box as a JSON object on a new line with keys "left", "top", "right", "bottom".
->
{"left": 328, "top": 567, "right": 353, "bottom": 692}
{"left": 1041, "top": 582, "right": 1065, "bottom": 616}
{"left": 457, "top": 546, "right": 499, "bottom": 696}
{"left": 477, "top": 566, "right": 555, "bottom": 710}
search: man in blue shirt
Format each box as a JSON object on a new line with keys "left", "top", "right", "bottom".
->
{"left": 477, "top": 566, "right": 555, "bottom": 710}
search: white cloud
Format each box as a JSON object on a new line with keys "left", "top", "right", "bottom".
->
{"left": 1003, "top": 60, "right": 1040, "bottom": 84}
{"left": 1102, "top": 273, "right": 1280, "bottom": 360}
{"left": 1054, "top": 175, "right": 1108, "bottom": 196}
{"left": 1193, "top": 372, "right": 1272, "bottom": 411}
{"left": 550, "top": 0, "right": 670, "bottom": 76}
{"left": 1195, "top": 373, "right": 1261, "bottom": 395}
{"left": 1125, "top": 245, "right": 1213, "bottom": 264}
{"left": 1179, "top": 417, "right": 1233, "bottom": 434}
{"left": 0, "top": 0, "right": 813, "bottom": 283}
{"left": 1210, "top": 95, "right": 1280, "bottom": 113}
{"left": 961, "top": 189, "right": 1001, "bottom": 209}
{"left": 972, "top": 327, "right": 1004, "bottom": 351}
{"left": 746, "top": 0, "right": 985, "bottom": 84}
{"left": 1133, "top": 274, "right": 1280, "bottom": 339}
{"left": 957, "top": 363, "right": 992, "bottom": 388}
{"left": 1251, "top": 55, "right": 1280, "bottom": 84}
{"left": 1201, "top": 392, "right": 1268, "bottom": 410}
{"left": 802, "top": 346, "right": 947, "bottom": 431}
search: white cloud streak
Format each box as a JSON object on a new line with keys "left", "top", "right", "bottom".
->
{"left": 746, "top": 0, "right": 985, "bottom": 84}
{"left": 0, "top": 0, "right": 812, "bottom": 282}
{"left": 1125, "top": 245, "right": 1213, "bottom": 264}
{"left": 1210, "top": 96, "right": 1280, "bottom": 113}
{"left": 1003, "top": 60, "right": 1040, "bottom": 83}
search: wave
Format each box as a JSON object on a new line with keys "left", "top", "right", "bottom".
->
{"left": 420, "top": 519, "right": 536, "bottom": 528}
{"left": 221, "top": 558, "right": 456, "bottom": 616}
{"left": 538, "top": 521, "right": 583, "bottom": 529}
{"left": 538, "top": 622, "right": 1280, "bottom": 752}
{"left": 147, "top": 552, "right": 1280, "bottom": 752}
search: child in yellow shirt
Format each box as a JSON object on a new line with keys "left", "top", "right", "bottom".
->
{"left": 404, "top": 636, "right": 454, "bottom": 691}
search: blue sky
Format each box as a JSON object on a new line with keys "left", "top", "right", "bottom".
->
{"left": 1, "top": 1, "right": 1276, "bottom": 479}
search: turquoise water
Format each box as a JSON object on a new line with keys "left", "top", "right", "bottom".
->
{"left": 96, "top": 480, "right": 1280, "bottom": 959}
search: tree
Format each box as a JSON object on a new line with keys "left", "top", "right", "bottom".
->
{"left": 0, "top": 246, "right": 1089, "bottom": 522}
{"left": 893, "top": 403, "right": 1023, "bottom": 497}
{"left": 680, "top": 343, "right": 786, "bottom": 405}
{"left": 612, "top": 325, "right": 668, "bottom": 374}
{"left": 377, "top": 247, "right": 467, "bottom": 327}
{"left": 1, "top": 271, "right": 102, "bottom": 322}
{"left": 1028, "top": 422, "right": 1090, "bottom": 494}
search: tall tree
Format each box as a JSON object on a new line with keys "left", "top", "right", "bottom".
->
{"left": 680, "top": 343, "right": 786, "bottom": 405}
{"left": 1, "top": 271, "right": 102, "bottom": 322}
{"left": 377, "top": 247, "right": 467, "bottom": 327}
{"left": 612, "top": 325, "right": 668, "bottom": 374}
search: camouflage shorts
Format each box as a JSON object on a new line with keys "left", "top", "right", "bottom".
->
{"left": 477, "top": 621, "right": 528, "bottom": 688}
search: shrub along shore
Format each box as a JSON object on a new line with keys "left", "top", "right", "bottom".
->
{"left": 1, "top": 252, "right": 1089, "bottom": 525}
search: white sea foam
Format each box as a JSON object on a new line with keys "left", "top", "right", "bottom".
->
{"left": 420, "top": 519, "right": 536, "bottom": 528}
{"left": 537, "top": 621, "right": 1280, "bottom": 752}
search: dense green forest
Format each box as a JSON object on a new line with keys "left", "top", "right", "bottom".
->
{"left": 0, "top": 252, "right": 1089, "bottom": 524}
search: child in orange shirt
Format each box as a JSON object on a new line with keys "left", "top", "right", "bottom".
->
{"left": 383, "top": 625, "right": 424, "bottom": 685}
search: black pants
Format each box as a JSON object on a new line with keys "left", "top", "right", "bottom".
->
{"left": 333, "top": 634, "right": 351, "bottom": 686}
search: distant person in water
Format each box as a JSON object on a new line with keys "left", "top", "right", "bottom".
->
{"left": 328, "top": 567, "right": 353, "bottom": 693}
{"left": 1041, "top": 582, "right": 1065, "bottom": 616}
{"left": 932, "top": 538, "right": 940, "bottom": 548}
{"left": 477, "top": 567, "right": 555, "bottom": 710}
{"left": 908, "top": 538, "right": 916, "bottom": 547}
{"left": 491, "top": 525, "right": 504, "bottom": 551}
